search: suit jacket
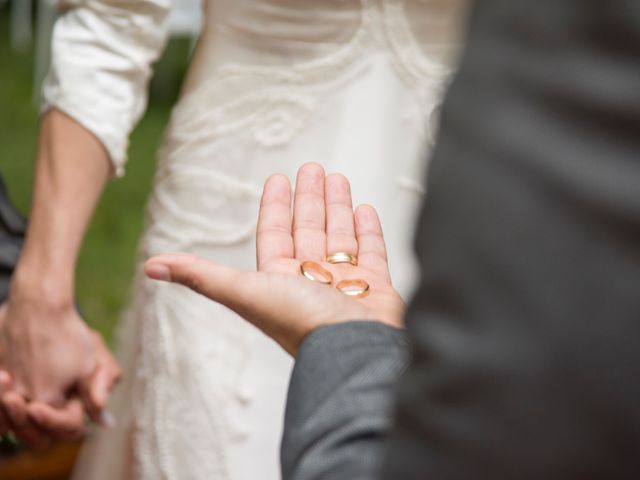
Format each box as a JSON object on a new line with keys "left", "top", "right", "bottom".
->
{"left": 0, "top": 175, "right": 25, "bottom": 302}
{"left": 282, "top": 0, "right": 640, "bottom": 479}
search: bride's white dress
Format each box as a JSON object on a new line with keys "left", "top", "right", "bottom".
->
{"left": 44, "top": 1, "right": 467, "bottom": 478}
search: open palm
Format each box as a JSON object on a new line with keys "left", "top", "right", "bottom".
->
{"left": 145, "top": 163, "right": 405, "bottom": 356}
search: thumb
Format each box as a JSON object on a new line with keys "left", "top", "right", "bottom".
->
{"left": 144, "top": 253, "right": 244, "bottom": 306}
{"left": 83, "top": 366, "right": 118, "bottom": 425}
{"left": 78, "top": 331, "right": 121, "bottom": 424}
{"left": 86, "top": 368, "right": 110, "bottom": 413}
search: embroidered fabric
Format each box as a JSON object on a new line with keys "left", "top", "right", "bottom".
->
{"left": 68, "top": 1, "right": 468, "bottom": 479}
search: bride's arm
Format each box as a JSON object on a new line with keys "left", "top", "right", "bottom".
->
{"left": 43, "top": 0, "right": 171, "bottom": 176}
{"left": 0, "top": 0, "right": 171, "bottom": 446}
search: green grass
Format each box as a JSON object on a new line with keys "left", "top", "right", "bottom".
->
{"left": 0, "top": 10, "right": 191, "bottom": 344}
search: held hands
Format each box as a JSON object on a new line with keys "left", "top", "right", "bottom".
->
{"left": 0, "top": 299, "right": 120, "bottom": 449}
{"left": 145, "top": 163, "right": 405, "bottom": 356}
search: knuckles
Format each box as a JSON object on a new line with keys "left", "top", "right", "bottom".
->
{"left": 182, "top": 272, "right": 204, "bottom": 295}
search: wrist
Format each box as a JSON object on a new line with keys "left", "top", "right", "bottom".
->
{"left": 10, "top": 264, "right": 75, "bottom": 311}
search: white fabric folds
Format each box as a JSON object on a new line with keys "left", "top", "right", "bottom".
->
{"left": 42, "top": 0, "right": 171, "bottom": 175}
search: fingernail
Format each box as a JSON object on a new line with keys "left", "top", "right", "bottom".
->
{"left": 98, "top": 410, "right": 117, "bottom": 428}
{"left": 145, "top": 263, "right": 171, "bottom": 282}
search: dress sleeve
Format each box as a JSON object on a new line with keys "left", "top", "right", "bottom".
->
{"left": 42, "top": 0, "right": 172, "bottom": 176}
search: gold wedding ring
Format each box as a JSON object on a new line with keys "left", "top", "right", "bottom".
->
{"left": 336, "top": 279, "right": 370, "bottom": 299}
{"left": 325, "top": 252, "right": 358, "bottom": 266}
{"left": 299, "top": 260, "right": 334, "bottom": 285}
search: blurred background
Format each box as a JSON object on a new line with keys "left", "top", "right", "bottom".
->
{"left": 0, "top": 0, "right": 199, "bottom": 477}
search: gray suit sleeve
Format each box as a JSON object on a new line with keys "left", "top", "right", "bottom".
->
{"left": 281, "top": 322, "right": 408, "bottom": 480}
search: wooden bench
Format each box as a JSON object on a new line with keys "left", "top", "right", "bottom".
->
{"left": 0, "top": 441, "right": 80, "bottom": 480}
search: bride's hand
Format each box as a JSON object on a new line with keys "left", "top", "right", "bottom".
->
{"left": 145, "top": 163, "right": 405, "bottom": 356}
{"left": 0, "top": 300, "right": 121, "bottom": 448}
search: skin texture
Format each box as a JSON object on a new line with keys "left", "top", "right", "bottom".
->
{"left": 145, "top": 163, "right": 405, "bottom": 357}
{"left": 0, "top": 110, "right": 121, "bottom": 448}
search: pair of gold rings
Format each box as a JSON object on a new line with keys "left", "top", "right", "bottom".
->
{"left": 299, "top": 252, "right": 369, "bottom": 299}
{"left": 299, "top": 252, "right": 358, "bottom": 283}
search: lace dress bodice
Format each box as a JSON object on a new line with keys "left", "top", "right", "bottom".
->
{"left": 44, "top": 0, "right": 466, "bottom": 175}
{"left": 172, "top": 0, "right": 467, "bottom": 154}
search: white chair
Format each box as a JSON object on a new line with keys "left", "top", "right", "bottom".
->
{"left": 33, "top": 0, "right": 57, "bottom": 102}
{"left": 9, "top": 0, "right": 33, "bottom": 51}
{"left": 169, "top": 0, "right": 203, "bottom": 37}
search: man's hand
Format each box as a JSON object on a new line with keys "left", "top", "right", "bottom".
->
{"left": 145, "top": 163, "right": 405, "bottom": 356}
{"left": 0, "top": 298, "right": 121, "bottom": 448}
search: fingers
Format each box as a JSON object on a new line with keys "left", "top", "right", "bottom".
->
{"left": 325, "top": 173, "right": 358, "bottom": 258}
{"left": 0, "top": 370, "right": 12, "bottom": 391}
{"left": 257, "top": 174, "right": 294, "bottom": 269}
{"left": 354, "top": 204, "right": 391, "bottom": 281}
{"left": 0, "top": 371, "right": 11, "bottom": 435}
{"left": 0, "top": 408, "right": 10, "bottom": 436}
{"left": 2, "top": 391, "right": 51, "bottom": 450}
{"left": 81, "top": 332, "right": 121, "bottom": 424}
{"left": 293, "top": 163, "right": 326, "bottom": 262}
{"left": 27, "top": 398, "right": 85, "bottom": 442}
{"left": 145, "top": 253, "right": 244, "bottom": 308}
